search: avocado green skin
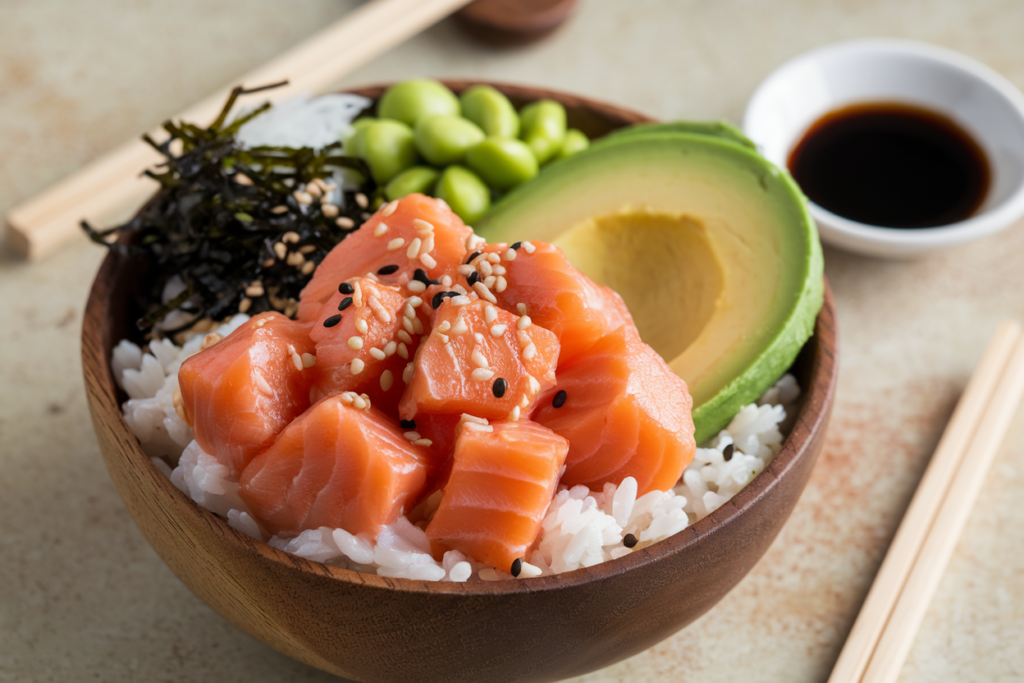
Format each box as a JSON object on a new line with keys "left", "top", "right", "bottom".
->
{"left": 476, "top": 131, "right": 823, "bottom": 444}
{"left": 600, "top": 120, "right": 756, "bottom": 150}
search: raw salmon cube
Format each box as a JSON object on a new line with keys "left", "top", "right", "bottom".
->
{"left": 398, "top": 297, "right": 559, "bottom": 422}
{"left": 425, "top": 420, "right": 569, "bottom": 572}
{"left": 177, "top": 312, "right": 316, "bottom": 476}
{"left": 238, "top": 393, "right": 430, "bottom": 538}
{"left": 309, "top": 277, "right": 427, "bottom": 417}
{"left": 298, "top": 193, "right": 474, "bottom": 321}
{"left": 532, "top": 325, "right": 696, "bottom": 495}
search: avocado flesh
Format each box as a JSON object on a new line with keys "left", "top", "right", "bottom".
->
{"left": 601, "top": 120, "right": 756, "bottom": 150}
{"left": 476, "top": 133, "right": 823, "bottom": 443}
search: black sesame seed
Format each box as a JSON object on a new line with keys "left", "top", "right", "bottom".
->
{"left": 432, "top": 292, "right": 446, "bottom": 309}
{"left": 465, "top": 251, "right": 482, "bottom": 264}
{"left": 338, "top": 296, "right": 353, "bottom": 311}
{"left": 510, "top": 242, "right": 522, "bottom": 250}
{"left": 723, "top": 443, "right": 735, "bottom": 462}
{"left": 492, "top": 377, "right": 508, "bottom": 398}
{"left": 510, "top": 557, "right": 523, "bottom": 577}
{"left": 467, "top": 272, "right": 480, "bottom": 286}
{"left": 623, "top": 533, "right": 638, "bottom": 548}
{"left": 323, "top": 314, "right": 342, "bottom": 328}
{"left": 552, "top": 390, "right": 567, "bottom": 408}
{"left": 400, "top": 419, "right": 416, "bottom": 430}
{"left": 377, "top": 264, "right": 399, "bottom": 275}
{"left": 414, "top": 268, "right": 441, "bottom": 286}
{"left": 339, "top": 282, "right": 354, "bottom": 294}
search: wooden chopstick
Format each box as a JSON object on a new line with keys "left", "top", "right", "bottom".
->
{"left": 828, "top": 320, "right": 1024, "bottom": 683}
{"left": 5, "top": 0, "right": 473, "bottom": 260}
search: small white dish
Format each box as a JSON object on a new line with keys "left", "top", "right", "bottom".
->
{"left": 743, "top": 38, "right": 1024, "bottom": 258}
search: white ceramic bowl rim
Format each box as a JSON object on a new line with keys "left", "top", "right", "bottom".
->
{"left": 743, "top": 38, "right": 1024, "bottom": 251}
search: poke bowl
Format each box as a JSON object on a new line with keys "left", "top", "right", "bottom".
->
{"left": 82, "top": 81, "right": 838, "bottom": 683}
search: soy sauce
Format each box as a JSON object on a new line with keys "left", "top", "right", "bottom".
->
{"left": 788, "top": 103, "right": 990, "bottom": 228}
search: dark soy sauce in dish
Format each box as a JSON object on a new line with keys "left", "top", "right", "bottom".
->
{"left": 788, "top": 103, "right": 990, "bottom": 229}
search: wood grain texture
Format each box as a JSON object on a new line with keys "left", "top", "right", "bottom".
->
{"left": 81, "top": 83, "right": 838, "bottom": 683}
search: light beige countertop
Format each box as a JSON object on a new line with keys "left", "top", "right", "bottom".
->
{"left": 2, "top": 1, "right": 1023, "bottom": 681}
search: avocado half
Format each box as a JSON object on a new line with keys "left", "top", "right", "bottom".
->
{"left": 476, "top": 131, "right": 824, "bottom": 444}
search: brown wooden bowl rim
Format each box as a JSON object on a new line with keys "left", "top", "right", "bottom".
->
{"left": 82, "top": 80, "right": 838, "bottom": 598}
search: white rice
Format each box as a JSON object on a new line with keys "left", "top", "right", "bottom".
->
{"left": 114, "top": 324, "right": 799, "bottom": 581}
{"left": 233, "top": 93, "right": 371, "bottom": 152}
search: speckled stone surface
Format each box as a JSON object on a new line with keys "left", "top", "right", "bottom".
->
{"left": 2, "top": 1, "right": 1023, "bottom": 681}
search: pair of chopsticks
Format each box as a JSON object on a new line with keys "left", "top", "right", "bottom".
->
{"left": 5, "top": 0, "right": 472, "bottom": 260}
{"left": 829, "top": 320, "right": 1024, "bottom": 683}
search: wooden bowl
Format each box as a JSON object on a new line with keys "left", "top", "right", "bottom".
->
{"left": 82, "top": 82, "right": 838, "bottom": 683}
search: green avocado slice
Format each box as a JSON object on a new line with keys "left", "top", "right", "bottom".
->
{"left": 476, "top": 132, "right": 823, "bottom": 443}
{"left": 600, "top": 120, "right": 756, "bottom": 150}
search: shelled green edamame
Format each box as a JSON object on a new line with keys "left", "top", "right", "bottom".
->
{"left": 344, "top": 79, "right": 589, "bottom": 224}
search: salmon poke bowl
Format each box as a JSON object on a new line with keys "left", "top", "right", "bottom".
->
{"left": 82, "top": 80, "right": 837, "bottom": 683}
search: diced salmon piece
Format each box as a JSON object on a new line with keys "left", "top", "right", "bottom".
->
{"left": 489, "top": 241, "right": 631, "bottom": 365}
{"left": 238, "top": 394, "right": 430, "bottom": 538}
{"left": 532, "top": 325, "right": 696, "bottom": 495}
{"left": 177, "top": 312, "right": 316, "bottom": 476}
{"left": 309, "top": 277, "right": 427, "bottom": 417}
{"left": 398, "top": 297, "right": 559, "bottom": 422}
{"left": 425, "top": 420, "right": 569, "bottom": 572}
{"left": 298, "top": 193, "right": 474, "bottom": 321}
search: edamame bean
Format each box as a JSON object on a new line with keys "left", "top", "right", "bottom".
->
{"left": 460, "top": 85, "right": 520, "bottom": 138}
{"left": 384, "top": 166, "right": 440, "bottom": 201}
{"left": 351, "top": 117, "right": 376, "bottom": 131}
{"left": 378, "top": 80, "right": 460, "bottom": 128}
{"left": 519, "top": 99, "right": 567, "bottom": 165}
{"left": 414, "top": 115, "right": 486, "bottom": 166}
{"left": 557, "top": 128, "right": 589, "bottom": 160}
{"left": 434, "top": 165, "right": 490, "bottom": 224}
{"left": 361, "top": 119, "right": 418, "bottom": 184}
{"left": 466, "top": 137, "right": 538, "bottom": 191}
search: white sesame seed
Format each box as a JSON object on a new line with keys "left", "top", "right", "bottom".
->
{"left": 437, "top": 321, "right": 451, "bottom": 333}
{"left": 452, "top": 284, "right": 468, "bottom": 295}
{"left": 485, "top": 305, "right": 498, "bottom": 324}
{"left": 374, "top": 222, "right": 389, "bottom": 237}
{"left": 352, "top": 395, "right": 367, "bottom": 410}
{"left": 369, "top": 347, "right": 386, "bottom": 360}
{"left": 294, "top": 190, "right": 313, "bottom": 205}
{"left": 404, "top": 303, "right": 416, "bottom": 320}
{"left": 522, "top": 241, "right": 536, "bottom": 254}
{"left": 353, "top": 281, "right": 363, "bottom": 307}
{"left": 459, "top": 414, "right": 489, "bottom": 425}
{"left": 517, "top": 561, "right": 542, "bottom": 578}
{"left": 365, "top": 271, "right": 379, "bottom": 282}
{"left": 484, "top": 276, "right": 497, "bottom": 289}
{"left": 298, "top": 245, "right": 316, "bottom": 255}
{"left": 492, "top": 265, "right": 506, "bottom": 276}
{"left": 439, "top": 273, "right": 451, "bottom": 286}
{"left": 504, "top": 248, "right": 517, "bottom": 261}
{"left": 519, "top": 394, "right": 531, "bottom": 408}
{"left": 305, "top": 182, "right": 322, "bottom": 198}
{"left": 351, "top": 358, "right": 365, "bottom": 375}
{"left": 407, "top": 296, "right": 423, "bottom": 308}
{"left": 475, "top": 332, "right": 485, "bottom": 343}
{"left": 518, "top": 330, "right": 531, "bottom": 346}
{"left": 439, "top": 334, "right": 450, "bottom": 344}
{"left": 490, "top": 324, "right": 507, "bottom": 337}
{"left": 355, "top": 192, "right": 369, "bottom": 208}
{"left": 271, "top": 205, "right": 289, "bottom": 215}
{"left": 238, "top": 297, "right": 252, "bottom": 313}
{"left": 321, "top": 203, "right": 339, "bottom": 218}
{"left": 336, "top": 216, "right": 355, "bottom": 229}
{"left": 369, "top": 296, "right": 392, "bottom": 324}
{"left": 413, "top": 218, "right": 434, "bottom": 233}
{"left": 286, "top": 252, "right": 305, "bottom": 266}
{"left": 422, "top": 235, "right": 435, "bottom": 255}
{"left": 406, "top": 237, "right": 422, "bottom": 260}
{"left": 340, "top": 392, "right": 355, "bottom": 404}
{"left": 412, "top": 317, "right": 424, "bottom": 335}
{"left": 464, "top": 422, "right": 493, "bottom": 433}
{"left": 486, "top": 252, "right": 501, "bottom": 264}
{"left": 508, "top": 406, "right": 521, "bottom": 422}
{"left": 516, "top": 303, "right": 527, "bottom": 315}
{"left": 471, "top": 348, "right": 489, "bottom": 368}
{"left": 451, "top": 295, "right": 471, "bottom": 306}
{"left": 301, "top": 261, "right": 315, "bottom": 276}
{"left": 403, "top": 362, "right": 415, "bottom": 384}
{"left": 479, "top": 260, "right": 493, "bottom": 277}
{"left": 273, "top": 242, "right": 287, "bottom": 259}
{"left": 254, "top": 370, "right": 273, "bottom": 396}
{"left": 382, "top": 200, "right": 398, "bottom": 217}
{"left": 384, "top": 341, "right": 397, "bottom": 356}
{"left": 473, "top": 282, "right": 497, "bottom": 304}
{"left": 283, "top": 231, "right": 301, "bottom": 244}
{"left": 494, "top": 276, "right": 507, "bottom": 293}
{"left": 404, "top": 431, "right": 421, "bottom": 441}
{"left": 398, "top": 342, "right": 409, "bottom": 359}
{"left": 291, "top": 352, "right": 303, "bottom": 371}
{"left": 452, "top": 317, "right": 468, "bottom": 335}
{"left": 402, "top": 316, "right": 414, "bottom": 334}
{"left": 523, "top": 343, "right": 537, "bottom": 360}
{"left": 457, "top": 264, "right": 474, "bottom": 276}
{"left": 234, "top": 172, "right": 253, "bottom": 186}
{"left": 412, "top": 439, "right": 433, "bottom": 447}
{"left": 517, "top": 315, "right": 532, "bottom": 330}
{"left": 254, "top": 318, "right": 268, "bottom": 328}
{"left": 465, "top": 234, "right": 486, "bottom": 250}
{"left": 407, "top": 280, "right": 426, "bottom": 293}
{"left": 380, "top": 369, "right": 394, "bottom": 391}
{"left": 472, "top": 368, "right": 495, "bottom": 381}
{"left": 398, "top": 330, "right": 413, "bottom": 344}
{"left": 302, "top": 353, "right": 316, "bottom": 368}
{"left": 347, "top": 336, "right": 363, "bottom": 350}
{"left": 387, "top": 237, "right": 405, "bottom": 251}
